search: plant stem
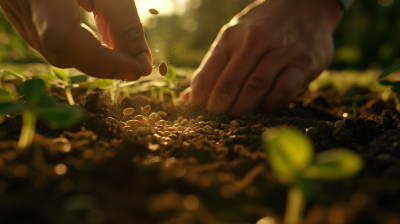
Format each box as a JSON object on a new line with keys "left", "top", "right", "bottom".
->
{"left": 352, "top": 102, "right": 357, "bottom": 118}
{"left": 158, "top": 90, "right": 165, "bottom": 102}
{"left": 65, "top": 88, "right": 75, "bottom": 105}
{"left": 284, "top": 187, "right": 305, "bottom": 224}
{"left": 170, "top": 90, "right": 177, "bottom": 105}
{"left": 18, "top": 110, "right": 37, "bottom": 149}
{"left": 110, "top": 90, "right": 116, "bottom": 104}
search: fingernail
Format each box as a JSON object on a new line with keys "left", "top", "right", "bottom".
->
{"left": 135, "top": 53, "right": 152, "bottom": 74}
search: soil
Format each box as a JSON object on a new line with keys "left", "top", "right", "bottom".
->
{"left": 1, "top": 84, "right": 400, "bottom": 224}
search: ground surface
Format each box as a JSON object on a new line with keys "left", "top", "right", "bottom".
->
{"left": 1, "top": 73, "right": 400, "bottom": 224}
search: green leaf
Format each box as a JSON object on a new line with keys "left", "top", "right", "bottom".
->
{"left": 0, "top": 101, "right": 26, "bottom": 114}
{"left": 378, "top": 62, "right": 400, "bottom": 79}
{"left": 355, "top": 95, "right": 365, "bottom": 103}
{"left": 1, "top": 70, "right": 26, "bottom": 81}
{"left": 0, "top": 88, "right": 12, "bottom": 102}
{"left": 52, "top": 68, "right": 69, "bottom": 83}
{"left": 391, "top": 87, "right": 400, "bottom": 95}
{"left": 304, "top": 149, "right": 363, "bottom": 181}
{"left": 37, "top": 95, "right": 60, "bottom": 108}
{"left": 97, "top": 79, "right": 114, "bottom": 89}
{"left": 293, "top": 175, "right": 315, "bottom": 199}
{"left": 69, "top": 75, "right": 88, "bottom": 83}
{"left": 165, "top": 65, "right": 176, "bottom": 83}
{"left": 38, "top": 106, "right": 83, "bottom": 128}
{"left": 20, "top": 79, "right": 47, "bottom": 104}
{"left": 263, "top": 128, "right": 313, "bottom": 182}
{"left": 342, "top": 94, "right": 355, "bottom": 102}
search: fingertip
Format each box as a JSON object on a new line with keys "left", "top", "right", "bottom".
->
{"left": 135, "top": 52, "right": 152, "bottom": 75}
{"left": 179, "top": 87, "right": 192, "bottom": 101}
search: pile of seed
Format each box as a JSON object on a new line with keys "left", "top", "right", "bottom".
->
{"left": 104, "top": 105, "right": 259, "bottom": 146}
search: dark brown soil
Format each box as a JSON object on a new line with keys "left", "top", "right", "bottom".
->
{"left": 1, "top": 85, "right": 400, "bottom": 224}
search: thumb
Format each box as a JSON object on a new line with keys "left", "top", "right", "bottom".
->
{"left": 92, "top": 0, "right": 152, "bottom": 75}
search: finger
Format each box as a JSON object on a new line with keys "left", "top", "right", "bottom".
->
{"left": 206, "top": 49, "right": 283, "bottom": 113}
{"left": 29, "top": 0, "right": 145, "bottom": 80}
{"left": 2, "top": 1, "right": 72, "bottom": 67}
{"left": 93, "top": 10, "right": 111, "bottom": 46}
{"left": 229, "top": 56, "right": 283, "bottom": 115}
{"left": 78, "top": 0, "right": 94, "bottom": 12}
{"left": 179, "top": 87, "right": 191, "bottom": 101}
{"left": 92, "top": 0, "right": 152, "bottom": 75}
{"left": 260, "top": 67, "right": 305, "bottom": 113}
{"left": 190, "top": 45, "right": 229, "bottom": 107}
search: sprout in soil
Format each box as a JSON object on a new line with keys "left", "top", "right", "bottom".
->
{"left": 342, "top": 94, "right": 365, "bottom": 118}
{"left": 0, "top": 79, "right": 83, "bottom": 149}
{"left": 378, "top": 63, "right": 400, "bottom": 110}
{"left": 0, "top": 70, "right": 27, "bottom": 88}
{"left": 263, "top": 127, "right": 363, "bottom": 224}
{"left": 52, "top": 68, "right": 88, "bottom": 105}
{"left": 165, "top": 64, "right": 178, "bottom": 104}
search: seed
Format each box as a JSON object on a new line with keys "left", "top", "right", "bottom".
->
{"left": 141, "top": 105, "right": 151, "bottom": 114}
{"left": 127, "top": 120, "right": 139, "bottom": 127}
{"left": 180, "top": 119, "right": 189, "bottom": 126}
{"left": 151, "top": 127, "right": 159, "bottom": 133}
{"left": 138, "top": 127, "right": 151, "bottom": 136}
{"left": 166, "top": 127, "right": 177, "bottom": 132}
{"left": 163, "top": 131, "right": 171, "bottom": 137}
{"left": 106, "top": 117, "right": 118, "bottom": 125}
{"left": 148, "top": 119, "right": 156, "bottom": 126}
{"left": 156, "top": 111, "right": 167, "bottom": 118}
{"left": 213, "top": 129, "right": 220, "bottom": 135}
{"left": 159, "top": 61, "right": 168, "bottom": 76}
{"left": 149, "top": 8, "right": 159, "bottom": 15}
{"left": 149, "top": 113, "right": 157, "bottom": 121}
{"left": 156, "top": 120, "right": 166, "bottom": 126}
{"left": 166, "top": 121, "right": 173, "bottom": 126}
{"left": 221, "top": 124, "right": 232, "bottom": 129}
{"left": 177, "top": 116, "right": 185, "bottom": 122}
{"left": 230, "top": 120, "right": 240, "bottom": 127}
{"left": 219, "top": 130, "right": 227, "bottom": 136}
{"left": 135, "top": 115, "right": 145, "bottom": 120}
{"left": 197, "top": 115, "right": 204, "bottom": 121}
{"left": 140, "top": 119, "right": 148, "bottom": 126}
{"left": 177, "top": 126, "right": 185, "bottom": 131}
{"left": 189, "top": 119, "right": 197, "bottom": 125}
{"left": 204, "top": 125, "right": 213, "bottom": 133}
{"left": 118, "top": 122, "right": 126, "bottom": 127}
{"left": 123, "top": 108, "right": 135, "bottom": 115}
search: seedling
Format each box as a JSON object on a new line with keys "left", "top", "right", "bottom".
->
{"left": 52, "top": 68, "right": 88, "bottom": 105}
{"left": 0, "top": 79, "right": 83, "bottom": 149}
{"left": 165, "top": 65, "right": 177, "bottom": 104}
{"left": 0, "top": 70, "right": 27, "bottom": 89}
{"left": 378, "top": 63, "right": 400, "bottom": 110}
{"left": 342, "top": 95, "right": 365, "bottom": 118}
{"left": 263, "top": 127, "right": 363, "bottom": 224}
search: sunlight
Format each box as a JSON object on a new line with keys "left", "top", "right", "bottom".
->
{"left": 136, "top": 0, "right": 190, "bottom": 24}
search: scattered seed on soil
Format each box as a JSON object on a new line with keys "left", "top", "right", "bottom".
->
{"left": 141, "top": 105, "right": 151, "bottom": 114}
{"left": 123, "top": 108, "right": 135, "bottom": 115}
{"left": 127, "top": 120, "right": 139, "bottom": 127}
{"left": 135, "top": 115, "right": 145, "bottom": 120}
{"left": 221, "top": 124, "right": 232, "bottom": 129}
{"left": 118, "top": 122, "right": 127, "bottom": 127}
{"left": 230, "top": 120, "right": 240, "bottom": 127}
{"left": 156, "top": 120, "right": 166, "bottom": 126}
{"left": 180, "top": 119, "right": 189, "bottom": 126}
{"left": 159, "top": 61, "right": 168, "bottom": 76}
{"left": 149, "top": 8, "right": 159, "bottom": 15}
{"left": 149, "top": 113, "right": 157, "bottom": 121}
{"left": 137, "top": 127, "right": 151, "bottom": 136}
{"left": 197, "top": 115, "right": 204, "bottom": 121}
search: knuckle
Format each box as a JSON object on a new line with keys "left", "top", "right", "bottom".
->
{"left": 245, "top": 75, "right": 271, "bottom": 92}
{"left": 214, "top": 77, "right": 235, "bottom": 94}
{"left": 119, "top": 22, "right": 145, "bottom": 44}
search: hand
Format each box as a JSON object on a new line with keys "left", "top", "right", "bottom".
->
{"left": 0, "top": 0, "right": 152, "bottom": 81}
{"left": 180, "top": 0, "right": 343, "bottom": 114}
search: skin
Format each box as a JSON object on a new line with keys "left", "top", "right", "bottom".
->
{"left": 0, "top": 0, "right": 152, "bottom": 81}
{"left": 180, "top": 0, "right": 344, "bottom": 114}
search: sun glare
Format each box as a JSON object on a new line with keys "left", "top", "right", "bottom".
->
{"left": 136, "top": 0, "right": 189, "bottom": 25}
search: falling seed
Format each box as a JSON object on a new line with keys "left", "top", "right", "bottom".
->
{"left": 123, "top": 108, "right": 135, "bottom": 115}
{"left": 141, "top": 105, "right": 151, "bottom": 114}
{"left": 159, "top": 61, "right": 168, "bottom": 76}
{"left": 149, "top": 8, "right": 159, "bottom": 15}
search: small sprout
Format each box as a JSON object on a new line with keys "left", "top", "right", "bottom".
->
{"left": 263, "top": 127, "right": 363, "bottom": 224}
{"left": 123, "top": 108, "right": 135, "bottom": 115}
{"left": 148, "top": 8, "right": 159, "bottom": 15}
{"left": 159, "top": 62, "right": 168, "bottom": 76}
{"left": 0, "top": 79, "right": 83, "bottom": 149}
{"left": 141, "top": 105, "right": 151, "bottom": 114}
{"left": 378, "top": 62, "right": 400, "bottom": 79}
{"left": 230, "top": 120, "right": 240, "bottom": 127}
{"left": 221, "top": 124, "right": 232, "bottom": 129}
{"left": 52, "top": 68, "right": 89, "bottom": 105}
{"left": 342, "top": 95, "right": 365, "bottom": 118}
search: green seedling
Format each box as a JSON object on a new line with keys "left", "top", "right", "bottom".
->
{"left": 0, "top": 79, "right": 83, "bottom": 149}
{"left": 342, "top": 95, "right": 365, "bottom": 118}
{"left": 52, "top": 68, "right": 88, "bottom": 105}
{"left": 0, "top": 70, "right": 27, "bottom": 88}
{"left": 165, "top": 65, "right": 178, "bottom": 104}
{"left": 378, "top": 63, "right": 400, "bottom": 111}
{"left": 263, "top": 127, "right": 363, "bottom": 224}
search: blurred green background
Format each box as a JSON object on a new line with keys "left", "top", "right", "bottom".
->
{"left": 0, "top": 0, "right": 399, "bottom": 70}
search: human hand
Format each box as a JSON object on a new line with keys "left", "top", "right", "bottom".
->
{"left": 0, "top": 0, "right": 152, "bottom": 81}
{"left": 180, "top": 0, "right": 343, "bottom": 114}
